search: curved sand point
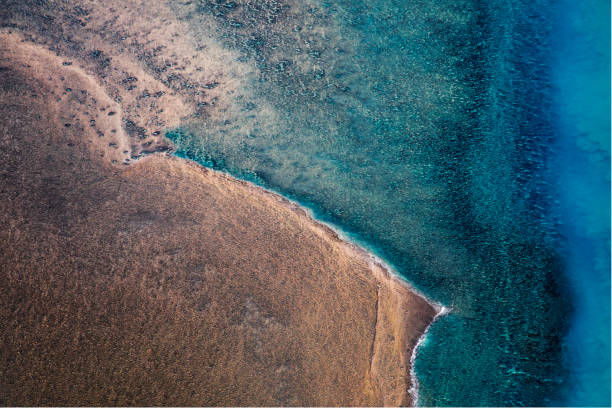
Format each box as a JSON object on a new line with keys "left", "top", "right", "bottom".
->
{"left": 0, "top": 25, "right": 441, "bottom": 407}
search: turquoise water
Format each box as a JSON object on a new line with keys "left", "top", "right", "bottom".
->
{"left": 167, "top": 1, "right": 610, "bottom": 405}
{"left": 549, "top": 0, "right": 611, "bottom": 405}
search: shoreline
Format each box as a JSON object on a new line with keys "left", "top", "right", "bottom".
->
{"left": 408, "top": 305, "right": 450, "bottom": 405}
{"left": 163, "top": 154, "right": 449, "bottom": 405}
{"left": 1, "top": 28, "right": 446, "bottom": 405}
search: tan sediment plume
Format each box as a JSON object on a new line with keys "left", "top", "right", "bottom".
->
{"left": 0, "top": 26, "right": 439, "bottom": 408}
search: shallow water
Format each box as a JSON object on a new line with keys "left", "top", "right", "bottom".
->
{"left": 166, "top": 0, "right": 610, "bottom": 405}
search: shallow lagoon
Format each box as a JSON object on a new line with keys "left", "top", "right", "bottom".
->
{"left": 168, "top": 0, "right": 610, "bottom": 405}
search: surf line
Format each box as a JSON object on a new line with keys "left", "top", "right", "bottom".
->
{"left": 408, "top": 304, "right": 450, "bottom": 406}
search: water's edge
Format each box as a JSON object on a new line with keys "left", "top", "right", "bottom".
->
{"left": 408, "top": 306, "right": 450, "bottom": 406}
{"left": 161, "top": 149, "right": 449, "bottom": 405}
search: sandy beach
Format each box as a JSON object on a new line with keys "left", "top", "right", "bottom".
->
{"left": 0, "top": 24, "right": 438, "bottom": 406}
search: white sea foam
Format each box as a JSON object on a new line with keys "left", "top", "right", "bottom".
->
{"left": 407, "top": 305, "right": 451, "bottom": 406}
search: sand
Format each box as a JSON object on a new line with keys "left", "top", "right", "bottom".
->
{"left": 0, "top": 10, "right": 438, "bottom": 406}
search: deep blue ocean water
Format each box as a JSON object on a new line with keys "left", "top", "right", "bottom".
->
{"left": 167, "top": 1, "right": 611, "bottom": 405}
{"left": 548, "top": 0, "right": 610, "bottom": 405}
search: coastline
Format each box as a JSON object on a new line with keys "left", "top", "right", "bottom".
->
{"left": 408, "top": 305, "right": 449, "bottom": 405}
{"left": 1, "top": 28, "right": 444, "bottom": 405}
{"left": 3, "top": 0, "right": 605, "bottom": 404}
{"left": 176, "top": 155, "right": 448, "bottom": 405}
